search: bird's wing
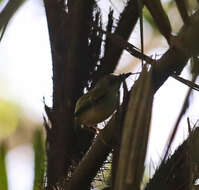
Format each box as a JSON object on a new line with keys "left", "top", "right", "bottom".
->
{"left": 74, "top": 88, "right": 107, "bottom": 116}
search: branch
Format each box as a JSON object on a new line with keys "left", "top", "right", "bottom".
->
{"left": 0, "top": 0, "right": 26, "bottom": 42}
{"left": 65, "top": 113, "right": 121, "bottom": 190}
{"left": 153, "top": 9, "right": 199, "bottom": 91}
{"left": 163, "top": 77, "right": 194, "bottom": 162}
{"left": 44, "top": 0, "right": 97, "bottom": 187}
{"left": 115, "top": 67, "right": 153, "bottom": 190}
{"left": 97, "top": 0, "right": 143, "bottom": 76}
{"left": 145, "top": 0, "right": 172, "bottom": 43}
{"left": 0, "top": 0, "right": 26, "bottom": 29}
{"left": 145, "top": 127, "right": 199, "bottom": 190}
{"left": 175, "top": 0, "right": 189, "bottom": 24}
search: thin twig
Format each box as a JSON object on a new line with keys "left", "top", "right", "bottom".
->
{"left": 163, "top": 75, "right": 197, "bottom": 162}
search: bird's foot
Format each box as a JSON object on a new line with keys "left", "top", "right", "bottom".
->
{"left": 80, "top": 124, "right": 101, "bottom": 133}
{"left": 92, "top": 125, "right": 102, "bottom": 133}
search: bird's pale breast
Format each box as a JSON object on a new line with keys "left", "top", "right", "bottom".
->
{"left": 76, "top": 91, "right": 119, "bottom": 125}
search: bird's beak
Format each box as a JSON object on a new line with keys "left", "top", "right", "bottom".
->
{"left": 120, "top": 72, "right": 132, "bottom": 80}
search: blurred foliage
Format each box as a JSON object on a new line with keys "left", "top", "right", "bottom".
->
{"left": 33, "top": 129, "right": 46, "bottom": 190}
{"left": 0, "top": 0, "right": 27, "bottom": 140}
{"left": 0, "top": 129, "right": 46, "bottom": 190}
{"left": 0, "top": 98, "right": 20, "bottom": 139}
{"left": 0, "top": 143, "right": 8, "bottom": 190}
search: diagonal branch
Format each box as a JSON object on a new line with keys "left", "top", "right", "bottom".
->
{"left": 175, "top": 0, "right": 189, "bottom": 24}
{"left": 145, "top": 0, "right": 172, "bottom": 43}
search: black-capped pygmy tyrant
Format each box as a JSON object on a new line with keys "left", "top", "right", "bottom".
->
{"left": 74, "top": 73, "right": 131, "bottom": 126}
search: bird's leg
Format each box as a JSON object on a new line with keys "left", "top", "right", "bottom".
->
{"left": 92, "top": 125, "right": 101, "bottom": 133}
{"left": 81, "top": 124, "right": 101, "bottom": 133}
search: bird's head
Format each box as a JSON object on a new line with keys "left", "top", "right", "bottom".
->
{"left": 95, "top": 72, "right": 131, "bottom": 90}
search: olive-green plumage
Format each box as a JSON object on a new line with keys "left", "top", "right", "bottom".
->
{"left": 74, "top": 73, "right": 131, "bottom": 125}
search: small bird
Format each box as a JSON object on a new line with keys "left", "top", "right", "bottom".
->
{"left": 74, "top": 73, "right": 131, "bottom": 126}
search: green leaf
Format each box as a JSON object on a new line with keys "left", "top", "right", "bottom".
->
{"left": 0, "top": 143, "right": 8, "bottom": 190}
{"left": 33, "top": 129, "right": 46, "bottom": 190}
